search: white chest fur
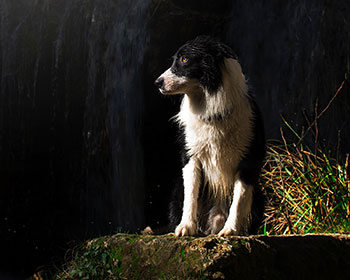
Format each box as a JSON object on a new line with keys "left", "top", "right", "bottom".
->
{"left": 175, "top": 58, "right": 254, "bottom": 199}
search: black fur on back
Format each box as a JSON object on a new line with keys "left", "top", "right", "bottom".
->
{"left": 237, "top": 97, "right": 266, "bottom": 233}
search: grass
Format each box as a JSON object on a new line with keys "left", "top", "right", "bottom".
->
{"left": 261, "top": 137, "right": 350, "bottom": 235}
{"left": 260, "top": 81, "right": 350, "bottom": 235}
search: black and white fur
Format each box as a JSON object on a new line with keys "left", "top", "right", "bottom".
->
{"left": 155, "top": 36, "right": 266, "bottom": 237}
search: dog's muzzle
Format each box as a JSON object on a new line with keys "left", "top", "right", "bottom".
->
{"left": 154, "top": 77, "right": 164, "bottom": 90}
{"left": 154, "top": 68, "right": 189, "bottom": 94}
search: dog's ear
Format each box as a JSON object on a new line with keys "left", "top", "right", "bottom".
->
{"left": 215, "top": 43, "right": 238, "bottom": 60}
{"left": 200, "top": 55, "right": 221, "bottom": 94}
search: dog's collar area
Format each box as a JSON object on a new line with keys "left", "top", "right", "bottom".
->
{"left": 199, "top": 109, "right": 233, "bottom": 122}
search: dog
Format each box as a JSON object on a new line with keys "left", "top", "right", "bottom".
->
{"left": 154, "top": 36, "right": 266, "bottom": 236}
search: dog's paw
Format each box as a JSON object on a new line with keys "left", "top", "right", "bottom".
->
{"left": 175, "top": 222, "right": 197, "bottom": 237}
{"left": 218, "top": 226, "right": 238, "bottom": 237}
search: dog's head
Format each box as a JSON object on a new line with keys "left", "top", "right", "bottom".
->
{"left": 155, "top": 36, "right": 237, "bottom": 95}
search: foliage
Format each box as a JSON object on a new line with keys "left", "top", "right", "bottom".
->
{"left": 260, "top": 81, "right": 350, "bottom": 235}
{"left": 55, "top": 237, "right": 125, "bottom": 280}
{"left": 53, "top": 234, "right": 211, "bottom": 280}
{"left": 261, "top": 138, "right": 350, "bottom": 235}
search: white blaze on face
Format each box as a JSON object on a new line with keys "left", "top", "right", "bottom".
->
{"left": 157, "top": 68, "right": 191, "bottom": 95}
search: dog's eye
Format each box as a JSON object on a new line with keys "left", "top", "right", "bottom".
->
{"left": 181, "top": 57, "right": 189, "bottom": 63}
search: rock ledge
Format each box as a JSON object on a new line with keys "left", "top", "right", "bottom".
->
{"left": 58, "top": 233, "right": 350, "bottom": 279}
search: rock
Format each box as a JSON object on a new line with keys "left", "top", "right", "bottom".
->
{"left": 56, "top": 233, "right": 350, "bottom": 279}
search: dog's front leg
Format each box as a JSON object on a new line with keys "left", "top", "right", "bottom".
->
{"left": 218, "top": 179, "right": 253, "bottom": 236}
{"left": 175, "top": 158, "right": 201, "bottom": 237}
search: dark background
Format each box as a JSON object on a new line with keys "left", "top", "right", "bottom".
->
{"left": 0, "top": 0, "right": 349, "bottom": 277}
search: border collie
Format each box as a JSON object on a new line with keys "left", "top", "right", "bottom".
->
{"left": 155, "top": 36, "right": 266, "bottom": 236}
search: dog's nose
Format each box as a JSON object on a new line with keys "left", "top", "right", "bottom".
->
{"left": 154, "top": 77, "right": 164, "bottom": 89}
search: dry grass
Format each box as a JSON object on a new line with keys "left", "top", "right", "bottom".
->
{"left": 261, "top": 139, "right": 350, "bottom": 235}
{"left": 260, "top": 81, "right": 350, "bottom": 235}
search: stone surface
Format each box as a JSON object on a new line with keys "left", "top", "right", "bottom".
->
{"left": 59, "top": 233, "right": 350, "bottom": 279}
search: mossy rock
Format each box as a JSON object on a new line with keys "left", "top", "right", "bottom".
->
{"left": 55, "top": 233, "right": 350, "bottom": 279}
